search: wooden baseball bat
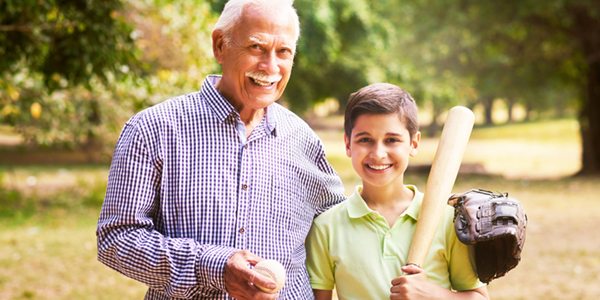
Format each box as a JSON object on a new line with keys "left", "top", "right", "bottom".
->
{"left": 405, "top": 106, "right": 475, "bottom": 268}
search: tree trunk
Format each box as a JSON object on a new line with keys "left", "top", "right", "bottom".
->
{"left": 506, "top": 98, "right": 515, "bottom": 123}
{"left": 578, "top": 60, "right": 600, "bottom": 175}
{"left": 482, "top": 98, "right": 493, "bottom": 126}
{"left": 427, "top": 104, "right": 441, "bottom": 137}
{"left": 573, "top": 5, "right": 600, "bottom": 175}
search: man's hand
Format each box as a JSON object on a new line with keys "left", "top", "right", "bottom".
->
{"left": 224, "top": 250, "right": 279, "bottom": 300}
{"left": 390, "top": 265, "right": 441, "bottom": 300}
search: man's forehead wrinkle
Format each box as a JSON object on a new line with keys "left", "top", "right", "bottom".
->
{"left": 247, "top": 34, "right": 295, "bottom": 48}
{"left": 249, "top": 36, "right": 267, "bottom": 45}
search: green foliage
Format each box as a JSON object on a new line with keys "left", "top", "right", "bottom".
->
{"left": 0, "top": 0, "right": 139, "bottom": 149}
{"left": 0, "top": 0, "right": 220, "bottom": 150}
{"left": 0, "top": 0, "right": 138, "bottom": 90}
{"left": 393, "top": 0, "right": 592, "bottom": 121}
{"left": 286, "top": 0, "right": 394, "bottom": 111}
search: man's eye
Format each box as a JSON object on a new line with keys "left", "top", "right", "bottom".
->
{"left": 386, "top": 138, "right": 400, "bottom": 143}
{"left": 357, "top": 138, "right": 371, "bottom": 143}
{"left": 251, "top": 44, "right": 261, "bottom": 49}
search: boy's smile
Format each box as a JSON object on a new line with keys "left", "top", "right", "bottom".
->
{"left": 345, "top": 113, "right": 420, "bottom": 190}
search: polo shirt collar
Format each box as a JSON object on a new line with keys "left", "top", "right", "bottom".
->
{"left": 202, "top": 75, "right": 277, "bottom": 135}
{"left": 347, "top": 185, "right": 423, "bottom": 221}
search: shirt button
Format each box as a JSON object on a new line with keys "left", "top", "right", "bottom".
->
{"left": 239, "top": 228, "right": 245, "bottom": 233}
{"left": 244, "top": 144, "right": 249, "bottom": 149}
{"left": 385, "top": 233, "right": 391, "bottom": 239}
{"left": 371, "top": 214, "right": 377, "bottom": 221}
{"left": 242, "top": 184, "right": 248, "bottom": 190}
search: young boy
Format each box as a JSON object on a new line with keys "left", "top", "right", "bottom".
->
{"left": 305, "top": 83, "right": 489, "bottom": 300}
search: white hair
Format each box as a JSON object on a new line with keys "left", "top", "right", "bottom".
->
{"left": 214, "top": 0, "right": 300, "bottom": 43}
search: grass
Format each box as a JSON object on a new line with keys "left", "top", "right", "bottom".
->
{"left": 0, "top": 210, "right": 146, "bottom": 300}
{"left": 0, "top": 118, "right": 598, "bottom": 299}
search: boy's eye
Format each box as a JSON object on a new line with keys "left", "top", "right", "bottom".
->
{"left": 386, "top": 138, "right": 401, "bottom": 143}
{"left": 357, "top": 138, "right": 371, "bottom": 143}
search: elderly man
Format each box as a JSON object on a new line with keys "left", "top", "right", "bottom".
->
{"left": 96, "top": 0, "right": 345, "bottom": 299}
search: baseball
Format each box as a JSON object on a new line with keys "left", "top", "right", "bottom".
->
{"left": 254, "top": 259, "right": 286, "bottom": 293}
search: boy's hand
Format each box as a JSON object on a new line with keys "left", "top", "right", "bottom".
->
{"left": 390, "top": 265, "right": 440, "bottom": 300}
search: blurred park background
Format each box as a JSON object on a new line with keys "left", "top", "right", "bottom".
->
{"left": 1, "top": 0, "right": 600, "bottom": 299}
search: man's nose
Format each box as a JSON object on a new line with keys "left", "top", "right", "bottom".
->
{"left": 258, "top": 51, "right": 280, "bottom": 75}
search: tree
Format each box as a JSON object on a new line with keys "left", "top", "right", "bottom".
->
{"left": 0, "top": 0, "right": 138, "bottom": 150}
{"left": 386, "top": 0, "right": 598, "bottom": 174}
{"left": 450, "top": 0, "right": 600, "bottom": 175}
{"left": 0, "top": 0, "right": 137, "bottom": 90}
{"left": 0, "top": 0, "right": 220, "bottom": 152}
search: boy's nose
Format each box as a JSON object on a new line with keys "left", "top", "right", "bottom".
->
{"left": 370, "top": 144, "right": 387, "bottom": 159}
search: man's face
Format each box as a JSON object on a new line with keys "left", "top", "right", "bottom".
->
{"left": 212, "top": 6, "right": 297, "bottom": 112}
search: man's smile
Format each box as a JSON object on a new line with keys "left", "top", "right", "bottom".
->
{"left": 250, "top": 77, "right": 276, "bottom": 86}
{"left": 246, "top": 70, "right": 281, "bottom": 87}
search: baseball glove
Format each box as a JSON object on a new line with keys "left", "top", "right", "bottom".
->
{"left": 449, "top": 189, "right": 527, "bottom": 284}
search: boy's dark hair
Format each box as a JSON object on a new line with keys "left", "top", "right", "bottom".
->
{"left": 344, "top": 83, "right": 419, "bottom": 140}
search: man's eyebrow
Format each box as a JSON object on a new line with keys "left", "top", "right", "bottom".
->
{"left": 281, "top": 43, "right": 296, "bottom": 51}
{"left": 249, "top": 36, "right": 267, "bottom": 45}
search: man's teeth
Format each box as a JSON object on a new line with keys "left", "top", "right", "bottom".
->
{"left": 251, "top": 78, "right": 274, "bottom": 86}
{"left": 368, "top": 164, "right": 392, "bottom": 170}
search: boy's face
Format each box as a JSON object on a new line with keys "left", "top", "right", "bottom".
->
{"left": 344, "top": 113, "right": 420, "bottom": 189}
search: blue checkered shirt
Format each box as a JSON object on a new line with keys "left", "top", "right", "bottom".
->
{"left": 96, "top": 75, "right": 346, "bottom": 299}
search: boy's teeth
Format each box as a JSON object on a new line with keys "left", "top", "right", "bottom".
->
{"left": 368, "top": 164, "right": 391, "bottom": 170}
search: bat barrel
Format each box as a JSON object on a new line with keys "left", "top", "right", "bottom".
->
{"left": 405, "top": 106, "right": 475, "bottom": 268}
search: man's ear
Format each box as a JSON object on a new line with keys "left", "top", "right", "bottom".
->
{"left": 344, "top": 134, "right": 352, "bottom": 158}
{"left": 212, "top": 30, "right": 225, "bottom": 64}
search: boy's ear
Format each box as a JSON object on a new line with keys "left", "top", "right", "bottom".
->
{"left": 344, "top": 134, "right": 352, "bottom": 158}
{"left": 212, "top": 30, "right": 225, "bottom": 64}
{"left": 410, "top": 131, "right": 421, "bottom": 157}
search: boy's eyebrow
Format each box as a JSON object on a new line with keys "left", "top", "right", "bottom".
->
{"left": 353, "top": 132, "right": 406, "bottom": 138}
{"left": 385, "top": 132, "right": 405, "bottom": 137}
{"left": 353, "top": 132, "right": 371, "bottom": 138}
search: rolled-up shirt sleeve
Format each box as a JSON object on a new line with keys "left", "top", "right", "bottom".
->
{"left": 96, "top": 122, "right": 236, "bottom": 298}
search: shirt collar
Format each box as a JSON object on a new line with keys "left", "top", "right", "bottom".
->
{"left": 347, "top": 185, "right": 423, "bottom": 221}
{"left": 202, "top": 75, "right": 277, "bottom": 135}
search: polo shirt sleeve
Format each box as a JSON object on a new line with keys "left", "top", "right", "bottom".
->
{"left": 96, "top": 121, "right": 237, "bottom": 298}
{"left": 445, "top": 212, "right": 487, "bottom": 291}
{"left": 305, "top": 220, "right": 336, "bottom": 290}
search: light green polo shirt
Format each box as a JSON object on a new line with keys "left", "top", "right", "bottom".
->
{"left": 306, "top": 185, "right": 484, "bottom": 300}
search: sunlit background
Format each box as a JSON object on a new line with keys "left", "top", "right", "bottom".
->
{"left": 1, "top": 0, "right": 599, "bottom": 299}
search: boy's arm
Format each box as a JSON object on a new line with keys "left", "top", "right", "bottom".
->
{"left": 314, "top": 289, "right": 333, "bottom": 300}
{"left": 390, "top": 265, "right": 490, "bottom": 300}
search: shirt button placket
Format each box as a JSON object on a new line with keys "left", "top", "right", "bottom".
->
{"left": 383, "top": 231, "right": 396, "bottom": 258}
{"left": 236, "top": 144, "right": 250, "bottom": 249}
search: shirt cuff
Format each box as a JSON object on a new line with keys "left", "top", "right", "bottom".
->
{"left": 196, "top": 245, "right": 238, "bottom": 292}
